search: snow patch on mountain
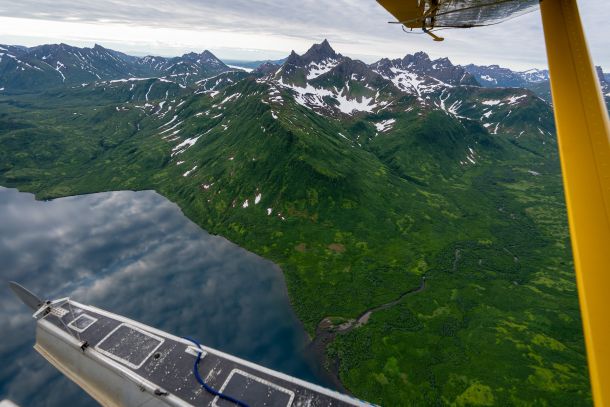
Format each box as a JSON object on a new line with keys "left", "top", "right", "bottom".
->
{"left": 373, "top": 65, "right": 448, "bottom": 103}
{"left": 436, "top": 90, "right": 466, "bottom": 119}
{"left": 505, "top": 94, "right": 527, "bottom": 105}
{"left": 172, "top": 134, "right": 203, "bottom": 156}
{"left": 306, "top": 58, "right": 339, "bottom": 80}
{"left": 183, "top": 166, "right": 197, "bottom": 177}
{"left": 278, "top": 79, "right": 376, "bottom": 115}
{"left": 227, "top": 64, "right": 253, "bottom": 72}
{"left": 220, "top": 92, "right": 241, "bottom": 105}
{"left": 159, "top": 120, "right": 183, "bottom": 135}
{"left": 520, "top": 69, "right": 549, "bottom": 83}
{"left": 55, "top": 61, "right": 66, "bottom": 82}
{"left": 461, "top": 147, "right": 478, "bottom": 166}
{"left": 374, "top": 119, "right": 396, "bottom": 132}
{"left": 0, "top": 52, "right": 43, "bottom": 71}
{"left": 109, "top": 77, "right": 152, "bottom": 83}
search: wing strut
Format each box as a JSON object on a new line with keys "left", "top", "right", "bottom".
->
{"left": 422, "top": 27, "right": 445, "bottom": 41}
{"left": 540, "top": 1, "right": 610, "bottom": 405}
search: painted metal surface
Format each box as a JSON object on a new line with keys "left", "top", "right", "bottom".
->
{"left": 540, "top": 1, "right": 610, "bottom": 405}
{"left": 376, "top": 0, "right": 425, "bottom": 29}
{"left": 31, "top": 299, "right": 373, "bottom": 407}
{"left": 376, "top": 0, "right": 538, "bottom": 29}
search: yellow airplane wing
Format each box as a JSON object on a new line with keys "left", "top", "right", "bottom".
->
{"left": 377, "top": 0, "right": 539, "bottom": 28}
{"left": 376, "top": 0, "right": 425, "bottom": 29}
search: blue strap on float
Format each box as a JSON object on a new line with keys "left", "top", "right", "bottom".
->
{"left": 184, "top": 337, "right": 250, "bottom": 407}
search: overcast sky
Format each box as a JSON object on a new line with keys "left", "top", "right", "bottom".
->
{"left": 0, "top": 0, "right": 607, "bottom": 71}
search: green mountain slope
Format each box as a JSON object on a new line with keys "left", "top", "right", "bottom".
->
{"left": 0, "top": 41, "right": 590, "bottom": 406}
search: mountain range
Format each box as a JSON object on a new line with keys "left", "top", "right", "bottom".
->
{"left": 3, "top": 40, "right": 607, "bottom": 107}
{"left": 0, "top": 40, "right": 593, "bottom": 406}
{"left": 464, "top": 63, "right": 610, "bottom": 108}
{"left": 0, "top": 43, "right": 231, "bottom": 91}
{"left": 464, "top": 63, "right": 550, "bottom": 88}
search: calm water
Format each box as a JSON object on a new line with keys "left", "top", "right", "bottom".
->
{"left": 0, "top": 187, "right": 328, "bottom": 406}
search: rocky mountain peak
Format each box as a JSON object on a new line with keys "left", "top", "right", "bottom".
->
{"left": 325, "top": 57, "right": 371, "bottom": 79}
{"left": 253, "top": 61, "right": 280, "bottom": 76}
{"left": 179, "top": 50, "right": 225, "bottom": 68}
{"left": 402, "top": 52, "right": 443, "bottom": 70}
{"left": 374, "top": 57, "right": 391, "bottom": 66}
{"left": 392, "top": 52, "right": 478, "bottom": 86}
{"left": 183, "top": 50, "right": 217, "bottom": 60}
{"left": 276, "top": 42, "right": 347, "bottom": 84}
{"left": 405, "top": 51, "right": 431, "bottom": 63}
{"left": 200, "top": 50, "right": 218, "bottom": 60}
{"left": 283, "top": 50, "right": 304, "bottom": 68}
{"left": 302, "top": 39, "right": 340, "bottom": 63}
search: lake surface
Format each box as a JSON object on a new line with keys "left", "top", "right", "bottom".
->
{"left": 0, "top": 187, "right": 330, "bottom": 406}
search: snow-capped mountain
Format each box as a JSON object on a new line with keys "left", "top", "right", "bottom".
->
{"left": 369, "top": 52, "right": 480, "bottom": 108}
{"left": 263, "top": 40, "right": 395, "bottom": 116}
{"left": 374, "top": 52, "right": 479, "bottom": 88}
{"left": 463, "top": 62, "right": 608, "bottom": 110}
{"left": 0, "top": 39, "right": 557, "bottom": 139}
{"left": 463, "top": 64, "right": 549, "bottom": 88}
{"left": 519, "top": 68, "right": 550, "bottom": 83}
{"left": 248, "top": 39, "right": 550, "bottom": 139}
{"left": 275, "top": 39, "right": 343, "bottom": 83}
{"left": 0, "top": 43, "right": 232, "bottom": 91}
{"left": 257, "top": 41, "right": 485, "bottom": 116}
{"left": 29, "top": 43, "right": 138, "bottom": 81}
{"left": 136, "top": 50, "right": 230, "bottom": 85}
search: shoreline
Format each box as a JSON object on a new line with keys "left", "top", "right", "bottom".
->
{"left": 1, "top": 184, "right": 424, "bottom": 395}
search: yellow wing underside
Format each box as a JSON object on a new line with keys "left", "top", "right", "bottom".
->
{"left": 376, "top": 0, "right": 426, "bottom": 29}
{"left": 376, "top": 0, "right": 541, "bottom": 30}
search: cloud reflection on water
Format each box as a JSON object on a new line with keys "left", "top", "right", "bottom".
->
{"left": 0, "top": 187, "right": 322, "bottom": 406}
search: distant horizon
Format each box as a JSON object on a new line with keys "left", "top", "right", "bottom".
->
{"left": 0, "top": 1, "right": 607, "bottom": 72}
{"left": 5, "top": 39, "right": 602, "bottom": 74}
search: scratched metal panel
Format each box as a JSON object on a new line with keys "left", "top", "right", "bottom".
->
{"left": 96, "top": 324, "right": 165, "bottom": 369}
{"left": 67, "top": 314, "right": 97, "bottom": 332}
{"left": 45, "top": 303, "right": 368, "bottom": 407}
{"left": 214, "top": 369, "right": 294, "bottom": 407}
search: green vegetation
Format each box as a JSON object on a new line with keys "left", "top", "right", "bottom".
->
{"left": 0, "top": 75, "right": 591, "bottom": 405}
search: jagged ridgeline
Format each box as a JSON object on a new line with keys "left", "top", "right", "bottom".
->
{"left": 0, "top": 40, "right": 595, "bottom": 405}
{"left": 0, "top": 43, "right": 230, "bottom": 90}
